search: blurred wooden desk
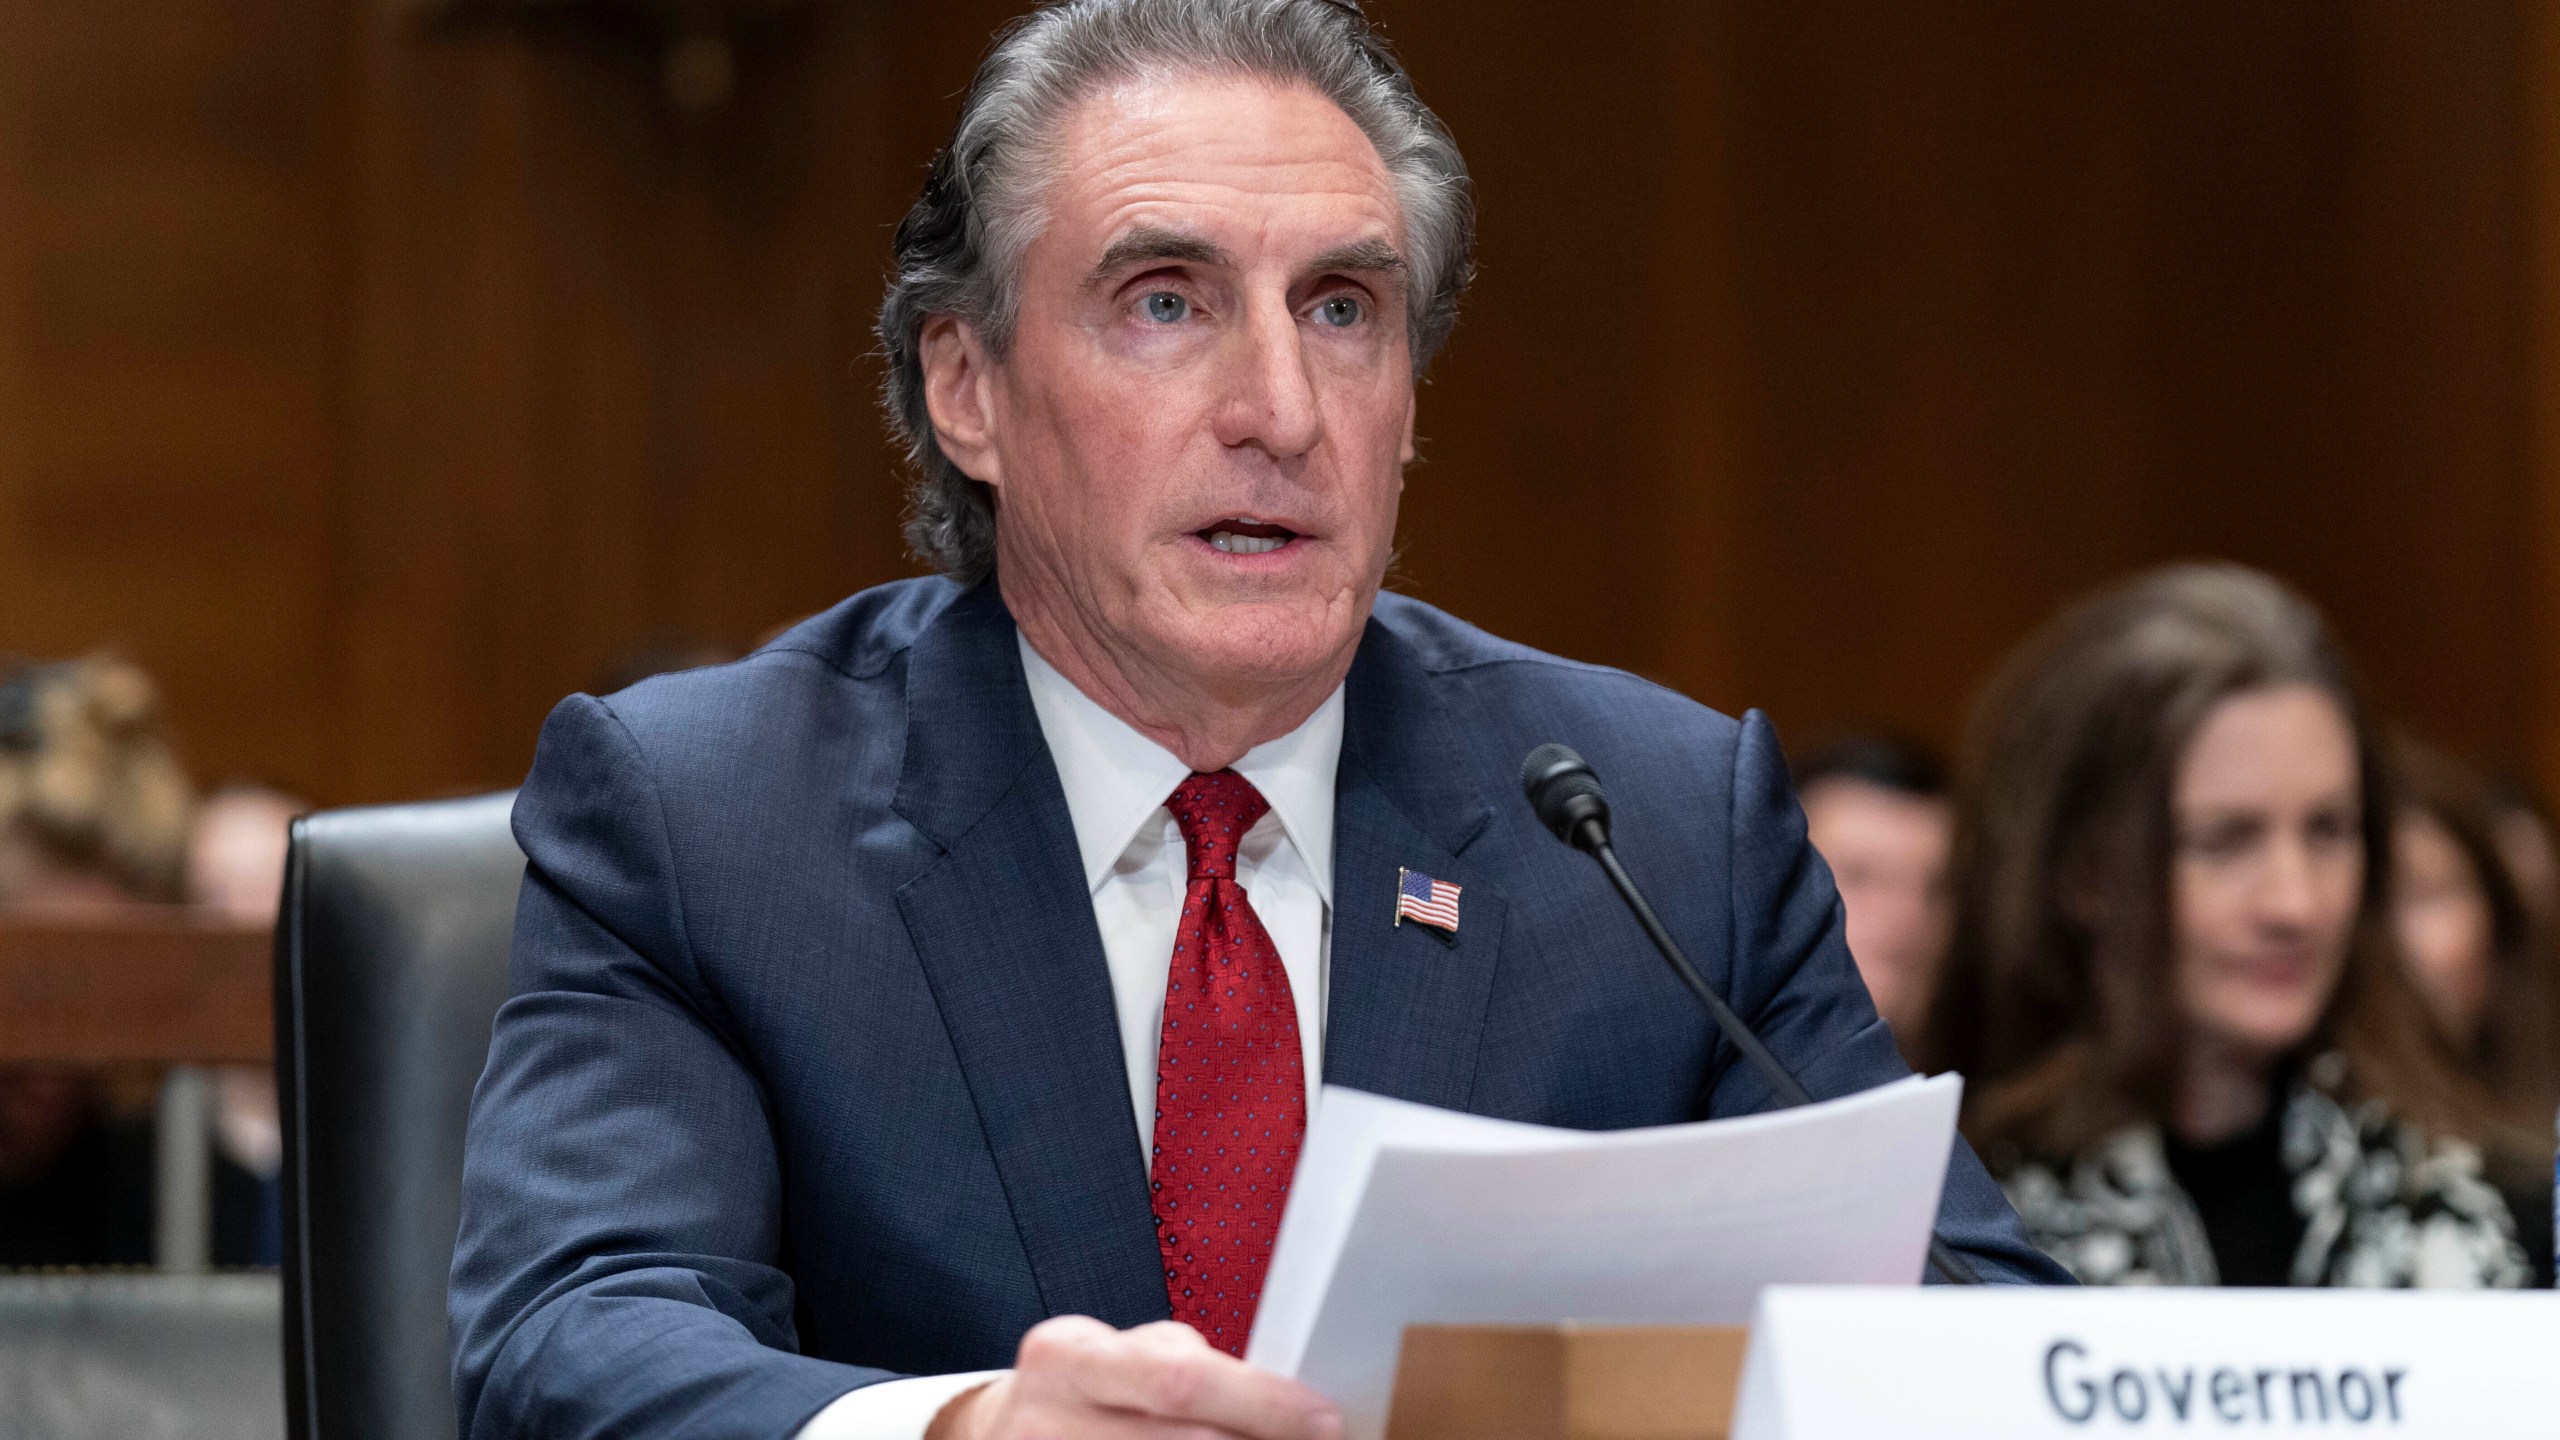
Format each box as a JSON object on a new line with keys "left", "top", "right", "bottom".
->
{"left": 1388, "top": 1325, "right": 1750, "bottom": 1440}
{"left": 0, "top": 913, "right": 270, "bottom": 1064}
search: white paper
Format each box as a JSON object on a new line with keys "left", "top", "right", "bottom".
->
{"left": 1245, "top": 1075, "right": 1963, "bottom": 1440}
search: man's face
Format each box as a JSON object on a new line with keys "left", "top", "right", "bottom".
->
{"left": 932, "top": 72, "right": 1416, "bottom": 698}
{"left": 1802, "top": 778, "right": 1954, "bottom": 1039}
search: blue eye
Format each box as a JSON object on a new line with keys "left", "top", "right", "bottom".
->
{"left": 1316, "top": 295, "right": 1363, "bottom": 327}
{"left": 1143, "top": 292, "right": 1190, "bottom": 323}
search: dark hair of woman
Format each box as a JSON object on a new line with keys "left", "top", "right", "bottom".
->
{"left": 1919, "top": 563, "right": 2471, "bottom": 1160}
{"left": 2392, "top": 737, "right": 2560, "bottom": 1125}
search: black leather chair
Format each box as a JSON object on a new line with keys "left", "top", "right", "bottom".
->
{"left": 276, "top": 792, "right": 523, "bottom": 1440}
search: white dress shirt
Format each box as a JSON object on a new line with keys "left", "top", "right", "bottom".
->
{"left": 796, "top": 634, "right": 1343, "bottom": 1440}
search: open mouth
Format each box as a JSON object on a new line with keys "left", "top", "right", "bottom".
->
{"left": 1197, "top": 518, "right": 1300, "bottom": 556}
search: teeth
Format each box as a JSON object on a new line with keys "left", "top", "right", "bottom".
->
{"left": 1210, "top": 531, "right": 1286, "bottom": 555}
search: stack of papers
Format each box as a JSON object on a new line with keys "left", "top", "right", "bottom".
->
{"left": 1244, "top": 1074, "right": 1963, "bottom": 1440}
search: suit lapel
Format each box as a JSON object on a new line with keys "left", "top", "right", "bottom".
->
{"left": 892, "top": 586, "right": 1170, "bottom": 1327}
{"left": 1319, "top": 619, "right": 1508, "bottom": 1111}
{"left": 886, "top": 591, "right": 1512, "bottom": 1316}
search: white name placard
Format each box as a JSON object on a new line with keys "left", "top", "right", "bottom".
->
{"left": 1730, "top": 1285, "right": 2560, "bottom": 1438}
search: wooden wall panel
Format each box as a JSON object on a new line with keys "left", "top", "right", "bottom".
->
{"left": 0, "top": 0, "right": 2551, "bottom": 807}
{"left": 1374, "top": 4, "right": 1727, "bottom": 694}
{"left": 1385, "top": 0, "right": 2538, "bottom": 774}
{"left": 0, "top": 0, "right": 343, "bottom": 799}
{"left": 2534, "top": 1, "right": 2560, "bottom": 806}
{"left": 337, "top": 3, "right": 937, "bottom": 797}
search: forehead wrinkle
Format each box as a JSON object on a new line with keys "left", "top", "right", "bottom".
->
{"left": 1066, "top": 70, "right": 1393, "bottom": 178}
{"left": 1040, "top": 74, "right": 1405, "bottom": 259}
{"left": 1068, "top": 183, "right": 1404, "bottom": 297}
{"left": 1074, "top": 116, "right": 1396, "bottom": 200}
{"left": 1080, "top": 168, "right": 1402, "bottom": 234}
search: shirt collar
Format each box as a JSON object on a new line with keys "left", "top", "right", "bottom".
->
{"left": 1016, "top": 632, "right": 1341, "bottom": 905}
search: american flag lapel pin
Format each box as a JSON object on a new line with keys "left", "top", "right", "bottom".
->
{"left": 1395, "top": 866, "right": 1462, "bottom": 934}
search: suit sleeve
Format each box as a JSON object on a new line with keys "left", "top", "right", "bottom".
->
{"left": 449, "top": 694, "right": 892, "bottom": 1440}
{"left": 1702, "top": 709, "right": 2073, "bottom": 1286}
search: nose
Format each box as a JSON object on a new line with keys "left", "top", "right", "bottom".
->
{"left": 1210, "top": 296, "right": 1323, "bottom": 460}
{"left": 2256, "top": 832, "right": 2326, "bottom": 932}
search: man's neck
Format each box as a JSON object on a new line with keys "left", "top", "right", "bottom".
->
{"left": 1004, "top": 587, "right": 1354, "bottom": 774}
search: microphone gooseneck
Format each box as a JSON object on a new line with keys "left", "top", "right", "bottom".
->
{"left": 1519, "top": 742, "right": 1983, "bottom": 1286}
{"left": 1523, "top": 744, "right": 1812, "bottom": 1109}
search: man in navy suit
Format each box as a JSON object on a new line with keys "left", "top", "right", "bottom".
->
{"left": 449, "top": 4, "right": 2067, "bottom": 1439}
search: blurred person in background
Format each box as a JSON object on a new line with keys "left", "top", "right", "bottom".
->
{"left": 2391, "top": 739, "right": 2559, "bottom": 1281}
{"left": 1922, "top": 564, "right": 2530, "bottom": 1289}
{"left": 189, "top": 782, "right": 304, "bottom": 1267}
{"left": 189, "top": 783, "right": 300, "bottom": 925}
{"left": 1797, "top": 735, "right": 1954, "bottom": 1052}
{"left": 0, "top": 656, "right": 194, "bottom": 1266}
{"left": 2392, "top": 743, "right": 2560, "bottom": 1106}
{"left": 2483, "top": 771, "right": 2560, "bottom": 939}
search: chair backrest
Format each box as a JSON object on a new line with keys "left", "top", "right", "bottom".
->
{"left": 277, "top": 792, "right": 522, "bottom": 1440}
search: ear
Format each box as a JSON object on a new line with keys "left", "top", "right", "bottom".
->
{"left": 1399, "top": 390, "right": 1418, "bottom": 467}
{"left": 920, "top": 315, "right": 1005, "bottom": 487}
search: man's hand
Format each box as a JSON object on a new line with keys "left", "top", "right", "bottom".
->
{"left": 929, "top": 1317, "right": 1343, "bottom": 1440}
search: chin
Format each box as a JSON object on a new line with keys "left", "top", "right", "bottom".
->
{"left": 1165, "top": 597, "right": 1361, "bottom": 682}
{"left": 2215, "top": 1000, "right": 2328, "bottom": 1064}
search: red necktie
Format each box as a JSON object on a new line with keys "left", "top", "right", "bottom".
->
{"left": 1150, "top": 770, "right": 1307, "bottom": 1355}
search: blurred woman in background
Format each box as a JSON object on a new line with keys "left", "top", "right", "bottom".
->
{"left": 1921, "top": 564, "right": 2530, "bottom": 1288}
{"left": 2391, "top": 740, "right": 2560, "bottom": 1113}
{"left": 2390, "top": 739, "right": 2560, "bottom": 1278}
{"left": 0, "top": 655, "right": 194, "bottom": 1266}
{"left": 2482, "top": 773, "right": 2560, "bottom": 939}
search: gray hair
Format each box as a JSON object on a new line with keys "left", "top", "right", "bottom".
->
{"left": 876, "top": 0, "right": 1476, "bottom": 582}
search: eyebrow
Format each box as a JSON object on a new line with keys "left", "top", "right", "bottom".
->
{"left": 1082, "top": 227, "right": 1411, "bottom": 289}
{"left": 1306, "top": 238, "right": 1408, "bottom": 280}
{"left": 1086, "top": 226, "right": 1231, "bottom": 288}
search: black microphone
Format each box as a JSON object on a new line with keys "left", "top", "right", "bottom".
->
{"left": 1520, "top": 742, "right": 1984, "bottom": 1287}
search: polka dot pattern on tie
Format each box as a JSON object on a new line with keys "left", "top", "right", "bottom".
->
{"left": 1149, "top": 769, "right": 1306, "bottom": 1357}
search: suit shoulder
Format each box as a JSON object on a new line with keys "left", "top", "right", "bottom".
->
{"left": 747, "top": 575, "right": 961, "bottom": 681}
{"left": 573, "top": 577, "right": 954, "bottom": 756}
{"left": 1373, "top": 591, "right": 1744, "bottom": 753}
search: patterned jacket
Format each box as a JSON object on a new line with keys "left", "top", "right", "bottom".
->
{"left": 1998, "top": 1067, "right": 2529, "bottom": 1288}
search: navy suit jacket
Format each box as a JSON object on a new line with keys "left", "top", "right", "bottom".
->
{"left": 449, "top": 578, "right": 2066, "bottom": 1440}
